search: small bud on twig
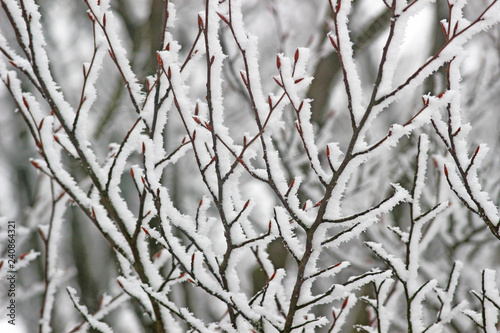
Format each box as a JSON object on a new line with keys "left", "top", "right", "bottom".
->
{"left": 198, "top": 15, "right": 204, "bottom": 30}
{"left": 453, "top": 21, "right": 459, "bottom": 35}
{"left": 273, "top": 77, "right": 283, "bottom": 87}
{"left": 156, "top": 52, "right": 163, "bottom": 67}
{"left": 217, "top": 12, "right": 230, "bottom": 25}
{"left": 440, "top": 21, "right": 448, "bottom": 38}
{"left": 22, "top": 96, "right": 29, "bottom": 109}
{"left": 240, "top": 71, "right": 248, "bottom": 86}
{"left": 285, "top": 178, "right": 295, "bottom": 197}
{"left": 295, "top": 122, "right": 302, "bottom": 135}
{"left": 18, "top": 252, "right": 30, "bottom": 260}
{"left": 298, "top": 101, "right": 304, "bottom": 112}
{"left": 341, "top": 296, "right": 349, "bottom": 310}
{"left": 328, "top": 34, "right": 338, "bottom": 49}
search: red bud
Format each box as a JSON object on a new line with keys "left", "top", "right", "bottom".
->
{"left": 295, "top": 122, "right": 302, "bottom": 134}
{"left": 142, "top": 227, "right": 150, "bottom": 236}
{"left": 156, "top": 52, "right": 163, "bottom": 67}
{"left": 240, "top": 71, "right": 248, "bottom": 86}
{"left": 273, "top": 77, "right": 283, "bottom": 87}
{"left": 22, "top": 96, "right": 29, "bottom": 109}
{"left": 198, "top": 15, "right": 204, "bottom": 30}
{"left": 440, "top": 21, "right": 448, "bottom": 38}
{"left": 276, "top": 55, "right": 281, "bottom": 69}
{"left": 31, "top": 160, "right": 40, "bottom": 169}
{"left": 342, "top": 297, "right": 349, "bottom": 309}
{"left": 294, "top": 49, "right": 299, "bottom": 63}
{"left": 19, "top": 252, "right": 30, "bottom": 260}
{"left": 217, "top": 12, "right": 230, "bottom": 25}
